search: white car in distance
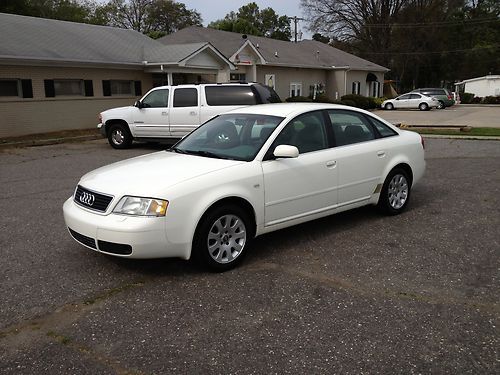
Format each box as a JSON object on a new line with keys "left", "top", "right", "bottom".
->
{"left": 382, "top": 92, "right": 438, "bottom": 111}
{"left": 64, "top": 103, "right": 426, "bottom": 271}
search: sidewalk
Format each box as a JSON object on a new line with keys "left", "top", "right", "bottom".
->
{"left": 0, "top": 129, "right": 102, "bottom": 150}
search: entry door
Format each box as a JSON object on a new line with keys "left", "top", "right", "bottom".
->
{"left": 261, "top": 111, "right": 338, "bottom": 226}
{"left": 133, "top": 88, "right": 170, "bottom": 137}
{"left": 169, "top": 87, "right": 200, "bottom": 137}
{"left": 327, "top": 109, "right": 386, "bottom": 206}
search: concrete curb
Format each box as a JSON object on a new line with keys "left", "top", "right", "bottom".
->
{"left": 421, "top": 134, "right": 500, "bottom": 140}
{"left": 0, "top": 134, "right": 102, "bottom": 150}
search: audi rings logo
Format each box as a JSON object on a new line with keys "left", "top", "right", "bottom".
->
{"left": 79, "top": 191, "right": 95, "bottom": 206}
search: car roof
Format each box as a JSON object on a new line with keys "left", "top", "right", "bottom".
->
{"left": 150, "top": 82, "right": 259, "bottom": 90}
{"left": 224, "top": 102, "right": 368, "bottom": 118}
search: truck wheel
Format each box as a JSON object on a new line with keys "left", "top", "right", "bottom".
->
{"left": 108, "top": 123, "right": 132, "bottom": 149}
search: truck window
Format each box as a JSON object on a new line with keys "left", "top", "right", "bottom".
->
{"left": 205, "top": 86, "right": 257, "bottom": 106}
{"left": 142, "top": 89, "right": 168, "bottom": 108}
{"left": 173, "top": 88, "right": 198, "bottom": 107}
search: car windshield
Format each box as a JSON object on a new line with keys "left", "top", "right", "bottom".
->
{"left": 170, "top": 114, "right": 285, "bottom": 161}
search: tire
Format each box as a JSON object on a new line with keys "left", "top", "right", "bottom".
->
{"left": 378, "top": 168, "right": 411, "bottom": 215}
{"left": 436, "top": 101, "right": 445, "bottom": 109}
{"left": 419, "top": 103, "right": 429, "bottom": 111}
{"left": 384, "top": 103, "right": 394, "bottom": 110}
{"left": 107, "top": 123, "right": 132, "bottom": 149}
{"left": 193, "top": 204, "right": 253, "bottom": 271}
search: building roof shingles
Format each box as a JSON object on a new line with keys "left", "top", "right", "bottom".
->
{"left": 159, "top": 26, "right": 388, "bottom": 72}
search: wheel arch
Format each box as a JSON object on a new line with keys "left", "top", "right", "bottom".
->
{"left": 104, "top": 119, "right": 131, "bottom": 137}
{"left": 379, "top": 159, "right": 414, "bottom": 194}
{"left": 194, "top": 196, "right": 257, "bottom": 240}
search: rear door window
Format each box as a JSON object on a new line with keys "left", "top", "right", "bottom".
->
{"left": 327, "top": 110, "right": 376, "bottom": 146}
{"left": 205, "top": 86, "right": 256, "bottom": 106}
{"left": 173, "top": 88, "right": 198, "bottom": 107}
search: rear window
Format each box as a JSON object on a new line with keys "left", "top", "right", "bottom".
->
{"left": 252, "top": 84, "right": 281, "bottom": 103}
{"left": 205, "top": 86, "right": 257, "bottom": 106}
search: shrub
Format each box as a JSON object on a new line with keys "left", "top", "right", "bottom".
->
{"left": 313, "top": 93, "right": 334, "bottom": 103}
{"left": 285, "top": 96, "right": 312, "bottom": 102}
{"left": 471, "top": 96, "right": 482, "bottom": 104}
{"left": 341, "top": 99, "right": 356, "bottom": 107}
{"left": 461, "top": 92, "right": 475, "bottom": 104}
{"left": 340, "top": 94, "right": 370, "bottom": 109}
{"left": 483, "top": 96, "right": 500, "bottom": 104}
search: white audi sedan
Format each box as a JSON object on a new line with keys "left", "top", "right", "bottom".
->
{"left": 63, "top": 103, "right": 425, "bottom": 271}
{"left": 382, "top": 92, "right": 438, "bottom": 111}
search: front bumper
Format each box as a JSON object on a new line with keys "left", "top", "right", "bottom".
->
{"left": 97, "top": 123, "right": 106, "bottom": 137}
{"left": 63, "top": 198, "right": 189, "bottom": 259}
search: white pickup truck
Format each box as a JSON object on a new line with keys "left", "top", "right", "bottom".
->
{"left": 98, "top": 82, "right": 281, "bottom": 149}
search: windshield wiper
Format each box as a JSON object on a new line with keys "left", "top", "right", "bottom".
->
{"left": 170, "top": 148, "right": 228, "bottom": 159}
{"left": 170, "top": 147, "right": 188, "bottom": 154}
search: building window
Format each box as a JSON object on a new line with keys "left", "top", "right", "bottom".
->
{"left": 54, "top": 79, "right": 84, "bottom": 96}
{"left": 0, "top": 79, "right": 20, "bottom": 97}
{"left": 230, "top": 73, "right": 246, "bottom": 82}
{"left": 352, "top": 81, "right": 360, "bottom": 95}
{"left": 372, "top": 81, "right": 380, "bottom": 97}
{"left": 290, "top": 82, "right": 302, "bottom": 97}
{"left": 110, "top": 80, "right": 133, "bottom": 95}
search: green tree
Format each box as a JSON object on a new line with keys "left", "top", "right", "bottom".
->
{"left": 209, "top": 2, "right": 291, "bottom": 41}
{"left": 102, "top": 0, "right": 201, "bottom": 37}
{"left": 0, "top": 0, "right": 106, "bottom": 24}
{"left": 301, "top": 0, "right": 499, "bottom": 91}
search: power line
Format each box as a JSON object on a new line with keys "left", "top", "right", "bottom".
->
{"left": 353, "top": 44, "right": 499, "bottom": 56}
{"left": 362, "top": 17, "right": 499, "bottom": 28}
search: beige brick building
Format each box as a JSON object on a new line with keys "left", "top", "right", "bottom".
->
{"left": 0, "top": 13, "right": 387, "bottom": 138}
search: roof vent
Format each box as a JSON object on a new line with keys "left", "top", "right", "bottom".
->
{"left": 242, "top": 34, "right": 247, "bottom": 39}
{"left": 275, "top": 51, "right": 279, "bottom": 57}
{"left": 256, "top": 43, "right": 260, "bottom": 48}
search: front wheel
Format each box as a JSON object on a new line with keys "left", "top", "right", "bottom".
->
{"left": 384, "top": 103, "right": 394, "bottom": 110}
{"left": 419, "top": 103, "right": 429, "bottom": 111}
{"left": 193, "top": 205, "right": 253, "bottom": 271}
{"left": 436, "top": 101, "right": 445, "bottom": 109}
{"left": 108, "top": 123, "right": 132, "bottom": 149}
{"left": 378, "top": 168, "right": 411, "bottom": 215}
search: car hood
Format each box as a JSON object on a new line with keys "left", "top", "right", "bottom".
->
{"left": 101, "top": 106, "right": 133, "bottom": 116}
{"left": 79, "top": 151, "right": 244, "bottom": 198}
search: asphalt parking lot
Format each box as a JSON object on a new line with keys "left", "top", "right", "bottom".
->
{"left": 0, "top": 138, "right": 499, "bottom": 374}
{"left": 374, "top": 104, "right": 500, "bottom": 128}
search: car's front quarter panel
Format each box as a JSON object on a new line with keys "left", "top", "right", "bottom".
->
{"left": 160, "top": 161, "right": 265, "bottom": 259}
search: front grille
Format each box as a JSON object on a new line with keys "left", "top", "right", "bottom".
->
{"left": 68, "top": 228, "right": 96, "bottom": 249}
{"left": 74, "top": 185, "right": 113, "bottom": 213}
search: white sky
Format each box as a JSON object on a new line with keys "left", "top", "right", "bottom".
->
{"left": 181, "top": 0, "right": 312, "bottom": 39}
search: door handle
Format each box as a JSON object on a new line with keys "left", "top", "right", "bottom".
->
{"left": 326, "top": 161, "right": 337, "bottom": 168}
{"left": 161, "top": 111, "right": 168, "bottom": 116}
{"left": 377, "top": 151, "right": 386, "bottom": 157}
{"left": 190, "top": 111, "right": 197, "bottom": 116}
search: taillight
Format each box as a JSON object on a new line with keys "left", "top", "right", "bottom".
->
{"left": 448, "top": 95, "right": 452, "bottom": 100}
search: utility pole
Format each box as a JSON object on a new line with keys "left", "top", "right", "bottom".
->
{"left": 288, "top": 16, "right": 304, "bottom": 43}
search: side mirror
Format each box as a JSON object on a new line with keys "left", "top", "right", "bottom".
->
{"left": 273, "top": 145, "right": 299, "bottom": 159}
{"left": 134, "top": 100, "right": 143, "bottom": 108}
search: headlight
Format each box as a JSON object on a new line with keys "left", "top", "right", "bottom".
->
{"left": 113, "top": 196, "right": 168, "bottom": 217}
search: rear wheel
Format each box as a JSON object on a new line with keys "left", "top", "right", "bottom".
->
{"left": 378, "top": 168, "right": 411, "bottom": 215}
{"left": 384, "top": 103, "right": 394, "bottom": 110}
{"left": 108, "top": 123, "right": 132, "bottom": 149}
{"left": 193, "top": 205, "right": 253, "bottom": 271}
{"left": 419, "top": 102, "right": 429, "bottom": 111}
